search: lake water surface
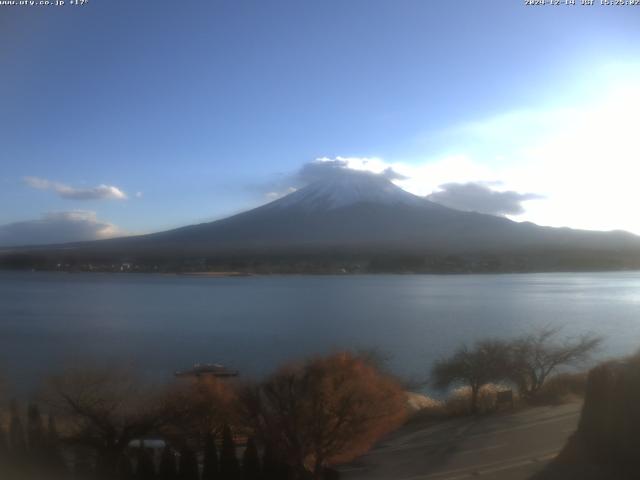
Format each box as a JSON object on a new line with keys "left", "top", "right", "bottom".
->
{"left": 2, "top": 271, "right": 640, "bottom": 393}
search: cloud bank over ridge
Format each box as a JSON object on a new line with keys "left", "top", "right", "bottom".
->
{"left": 427, "top": 182, "right": 543, "bottom": 216}
{"left": 0, "top": 211, "right": 123, "bottom": 247}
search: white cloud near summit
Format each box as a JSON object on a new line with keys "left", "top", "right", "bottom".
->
{"left": 24, "top": 176, "right": 127, "bottom": 201}
{"left": 263, "top": 157, "right": 408, "bottom": 201}
{"left": 298, "top": 157, "right": 408, "bottom": 184}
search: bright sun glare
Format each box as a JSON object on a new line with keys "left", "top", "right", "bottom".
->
{"left": 322, "top": 66, "right": 640, "bottom": 234}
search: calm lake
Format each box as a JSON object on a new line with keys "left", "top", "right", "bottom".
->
{"left": 2, "top": 271, "right": 640, "bottom": 393}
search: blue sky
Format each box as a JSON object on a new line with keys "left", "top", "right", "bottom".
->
{"left": 1, "top": 0, "right": 639, "bottom": 244}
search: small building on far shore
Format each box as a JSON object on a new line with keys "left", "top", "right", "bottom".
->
{"left": 174, "top": 363, "right": 239, "bottom": 380}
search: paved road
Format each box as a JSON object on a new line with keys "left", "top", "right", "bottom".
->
{"left": 340, "top": 403, "right": 582, "bottom": 480}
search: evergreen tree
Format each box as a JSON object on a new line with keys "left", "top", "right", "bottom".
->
{"left": 46, "top": 413, "right": 59, "bottom": 447}
{"left": 45, "top": 413, "right": 66, "bottom": 473}
{"left": 260, "top": 443, "right": 278, "bottom": 480}
{"left": 117, "top": 454, "right": 135, "bottom": 480}
{"left": 27, "top": 403, "right": 46, "bottom": 464}
{"left": 73, "top": 447, "right": 95, "bottom": 480}
{"left": 158, "top": 445, "right": 178, "bottom": 480}
{"left": 275, "top": 459, "right": 291, "bottom": 480}
{"left": 136, "top": 445, "right": 156, "bottom": 480}
{"left": 261, "top": 443, "right": 291, "bottom": 480}
{"left": 97, "top": 450, "right": 117, "bottom": 480}
{"left": 178, "top": 447, "right": 199, "bottom": 480}
{"left": 263, "top": 447, "right": 291, "bottom": 480}
{"left": 322, "top": 467, "right": 340, "bottom": 480}
{"left": 201, "top": 432, "right": 218, "bottom": 480}
{"left": 0, "top": 421, "right": 8, "bottom": 468}
{"left": 241, "top": 438, "right": 260, "bottom": 480}
{"left": 219, "top": 425, "right": 239, "bottom": 480}
{"left": 8, "top": 400, "right": 27, "bottom": 461}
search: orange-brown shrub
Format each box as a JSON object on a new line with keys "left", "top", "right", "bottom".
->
{"left": 162, "top": 375, "right": 240, "bottom": 446}
{"left": 242, "top": 351, "right": 407, "bottom": 478}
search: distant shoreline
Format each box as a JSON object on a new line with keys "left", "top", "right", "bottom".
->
{"left": 2, "top": 268, "right": 640, "bottom": 277}
{"left": 175, "top": 271, "right": 253, "bottom": 277}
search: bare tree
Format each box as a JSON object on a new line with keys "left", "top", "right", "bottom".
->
{"left": 242, "top": 352, "right": 407, "bottom": 479}
{"left": 162, "top": 375, "right": 239, "bottom": 448}
{"left": 507, "top": 326, "right": 602, "bottom": 399}
{"left": 431, "top": 340, "right": 511, "bottom": 414}
{"left": 45, "top": 367, "right": 172, "bottom": 478}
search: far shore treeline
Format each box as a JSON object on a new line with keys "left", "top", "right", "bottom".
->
{"left": 3, "top": 248, "right": 640, "bottom": 274}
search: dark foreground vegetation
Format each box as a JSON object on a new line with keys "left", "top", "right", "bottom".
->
{"left": 0, "top": 328, "right": 617, "bottom": 480}
{"left": 533, "top": 351, "right": 640, "bottom": 480}
{"left": 0, "top": 352, "right": 407, "bottom": 480}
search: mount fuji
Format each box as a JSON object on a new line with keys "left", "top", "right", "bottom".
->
{"left": 3, "top": 169, "right": 640, "bottom": 272}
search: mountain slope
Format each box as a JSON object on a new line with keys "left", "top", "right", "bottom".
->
{"left": 3, "top": 170, "right": 640, "bottom": 273}
{"left": 62, "top": 171, "right": 640, "bottom": 252}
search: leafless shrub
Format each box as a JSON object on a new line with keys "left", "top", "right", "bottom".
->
{"left": 43, "top": 367, "right": 172, "bottom": 478}
{"left": 444, "top": 383, "right": 512, "bottom": 416}
{"left": 534, "top": 372, "right": 588, "bottom": 405}
{"left": 431, "top": 340, "right": 511, "bottom": 414}
{"left": 508, "top": 327, "right": 601, "bottom": 400}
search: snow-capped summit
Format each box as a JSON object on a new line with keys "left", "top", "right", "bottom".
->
{"left": 264, "top": 169, "right": 428, "bottom": 212}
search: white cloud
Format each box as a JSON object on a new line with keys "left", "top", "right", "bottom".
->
{"left": 427, "top": 182, "right": 543, "bottom": 216}
{"left": 0, "top": 211, "right": 123, "bottom": 247}
{"left": 24, "top": 176, "right": 127, "bottom": 200}
{"left": 298, "top": 157, "right": 407, "bottom": 183}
